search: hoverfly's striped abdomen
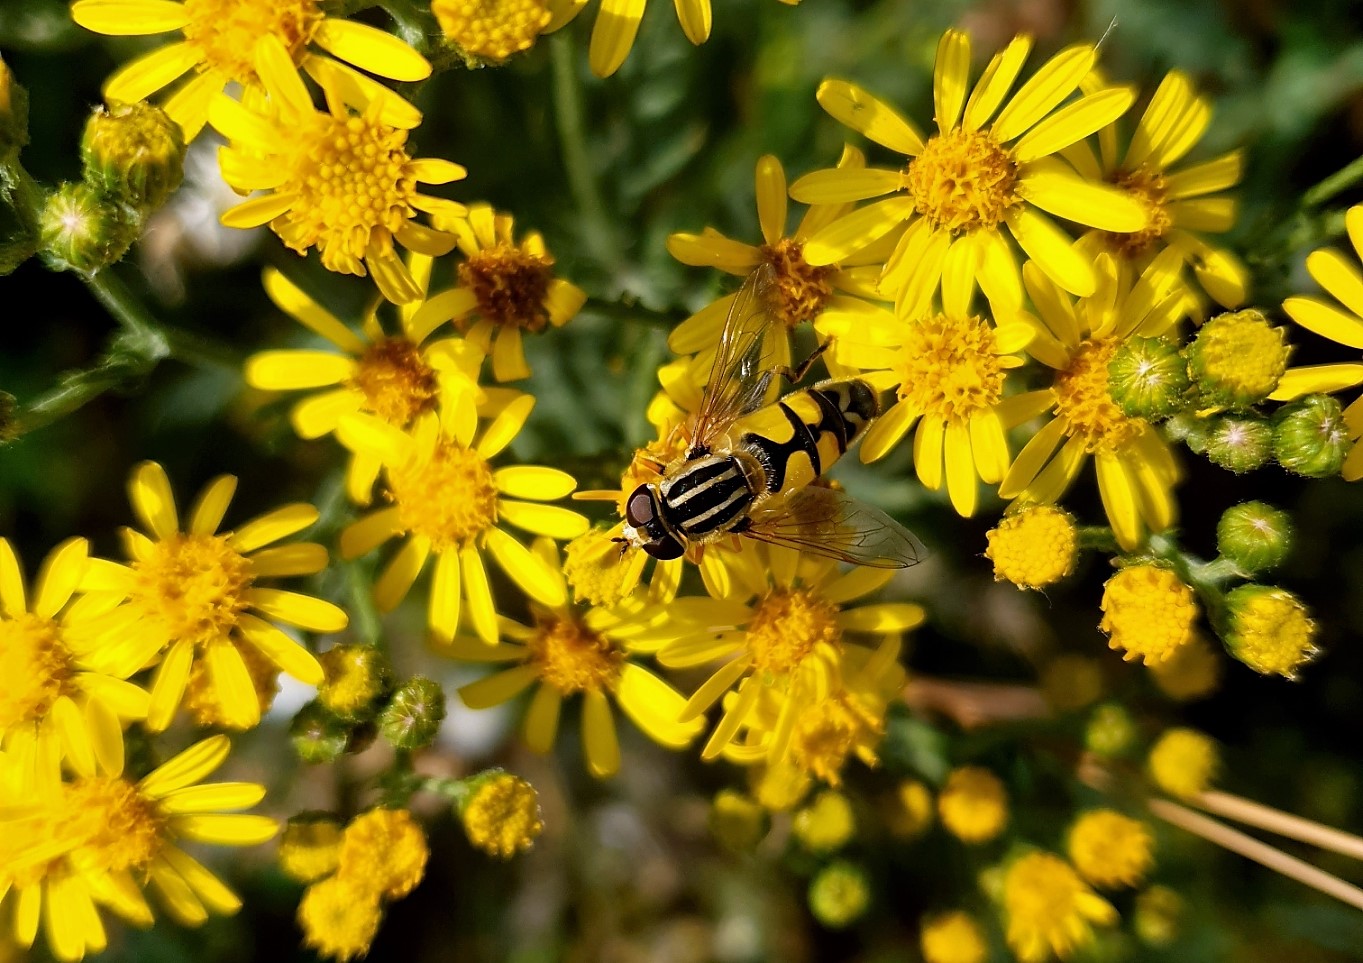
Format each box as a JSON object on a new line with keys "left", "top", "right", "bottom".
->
{"left": 735, "top": 378, "right": 880, "bottom": 495}
{"left": 656, "top": 452, "right": 756, "bottom": 538}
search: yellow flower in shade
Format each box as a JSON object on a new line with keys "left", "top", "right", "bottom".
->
{"left": 999, "top": 251, "right": 1188, "bottom": 549}
{"left": 655, "top": 543, "right": 923, "bottom": 765}
{"left": 208, "top": 40, "right": 465, "bottom": 304}
{"left": 984, "top": 504, "right": 1077, "bottom": 589}
{"left": 1223, "top": 585, "right": 1318, "bottom": 679}
{"left": 69, "top": 0, "right": 431, "bottom": 141}
{"left": 440, "top": 204, "right": 587, "bottom": 382}
{"left": 2, "top": 734, "right": 277, "bottom": 961}
{"left": 1098, "top": 563, "right": 1198, "bottom": 665}
{"left": 1002, "top": 852, "right": 1117, "bottom": 962}
{"left": 1066, "top": 809, "right": 1154, "bottom": 889}
{"left": 433, "top": 0, "right": 554, "bottom": 64}
{"left": 337, "top": 809, "right": 428, "bottom": 900}
{"left": 449, "top": 542, "right": 701, "bottom": 778}
{"left": 337, "top": 397, "right": 588, "bottom": 645}
{"left": 1064, "top": 70, "right": 1249, "bottom": 310}
{"left": 278, "top": 815, "right": 343, "bottom": 883}
{"left": 667, "top": 149, "right": 898, "bottom": 370}
{"left": 1148, "top": 632, "right": 1221, "bottom": 701}
{"left": 920, "top": 910, "right": 987, "bottom": 963}
{"left": 1273, "top": 204, "right": 1363, "bottom": 480}
{"left": 937, "top": 766, "right": 1008, "bottom": 844}
{"left": 1148, "top": 727, "right": 1218, "bottom": 800}
{"left": 77, "top": 461, "right": 342, "bottom": 732}
{"left": 831, "top": 289, "right": 1034, "bottom": 516}
{"left": 245, "top": 265, "right": 485, "bottom": 504}
{"left": 182, "top": 639, "right": 279, "bottom": 730}
{"left": 0, "top": 537, "right": 148, "bottom": 795}
{"left": 887, "top": 779, "right": 935, "bottom": 839}
{"left": 298, "top": 876, "right": 382, "bottom": 963}
{"left": 1040, "top": 655, "right": 1103, "bottom": 713}
{"left": 459, "top": 771, "right": 544, "bottom": 858}
{"left": 792, "top": 790, "right": 855, "bottom": 854}
{"left": 790, "top": 30, "right": 1146, "bottom": 313}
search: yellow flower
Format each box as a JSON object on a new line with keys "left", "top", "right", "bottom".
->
{"left": 831, "top": 289, "right": 1035, "bottom": 516}
{"left": 245, "top": 265, "right": 486, "bottom": 503}
{"left": 433, "top": 0, "right": 554, "bottom": 64}
{"left": 667, "top": 149, "right": 898, "bottom": 371}
{"left": 70, "top": 0, "right": 431, "bottom": 140}
{"left": 208, "top": 41, "right": 465, "bottom": 304}
{"left": 337, "top": 808, "right": 428, "bottom": 900}
{"left": 937, "top": 766, "right": 1008, "bottom": 844}
{"left": 442, "top": 204, "right": 587, "bottom": 381}
{"left": 298, "top": 876, "right": 382, "bottom": 962}
{"left": 1066, "top": 809, "right": 1154, "bottom": 889}
{"left": 792, "top": 790, "right": 855, "bottom": 854}
{"left": 458, "top": 770, "right": 543, "bottom": 858}
{"left": 1273, "top": 204, "right": 1363, "bottom": 480}
{"left": 1223, "top": 585, "right": 1318, "bottom": 679}
{"left": 182, "top": 639, "right": 279, "bottom": 730}
{"left": 1040, "top": 655, "right": 1103, "bottom": 713}
{"left": 655, "top": 543, "right": 922, "bottom": 765}
{"left": 1002, "top": 851, "right": 1117, "bottom": 962}
{"left": 78, "top": 462, "right": 342, "bottom": 732}
{"left": 1185, "top": 309, "right": 1290, "bottom": 409}
{"left": 1148, "top": 727, "right": 1218, "bottom": 800}
{"left": 920, "top": 910, "right": 987, "bottom": 963}
{"left": 791, "top": 29, "right": 1145, "bottom": 313}
{"left": 450, "top": 540, "right": 702, "bottom": 778}
{"left": 1148, "top": 632, "right": 1221, "bottom": 701}
{"left": 985, "top": 504, "right": 1078, "bottom": 589}
{"left": 3, "top": 734, "right": 277, "bottom": 961}
{"left": 278, "top": 815, "right": 343, "bottom": 884}
{"left": 338, "top": 395, "right": 588, "bottom": 644}
{"left": 317, "top": 644, "right": 391, "bottom": 719}
{"left": 1098, "top": 563, "right": 1198, "bottom": 665}
{"left": 1065, "top": 70, "right": 1249, "bottom": 310}
{"left": 887, "top": 779, "right": 935, "bottom": 839}
{"left": 999, "top": 250, "right": 1188, "bottom": 549}
{"left": 0, "top": 537, "right": 148, "bottom": 795}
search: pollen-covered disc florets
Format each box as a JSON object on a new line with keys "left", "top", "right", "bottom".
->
{"left": 1148, "top": 727, "right": 1218, "bottom": 800}
{"left": 1186, "top": 309, "right": 1289, "bottom": 409}
{"left": 0, "top": 613, "right": 74, "bottom": 728}
{"left": 181, "top": 0, "right": 322, "bottom": 83}
{"left": 1098, "top": 564, "right": 1198, "bottom": 665}
{"left": 1056, "top": 338, "right": 1146, "bottom": 453}
{"left": 458, "top": 245, "right": 554, "bottom": 334}
{"left": 760, "top": 237, "right": 836, "bottom": 328}
{"left": 433, "top": 0, "right": 551, "bottom": 64}
{"left": 906, "top": 128, "right": 1018, "bottom": 233}
{"left": 1066, "top": 809, "right": 1154, "bottom": 889}
{"left": 1223, "top": 584, "right": 1318, "bottom": 678}
{"left": 528, "top": 614, "right": 624, "bottom": 694}
{"left": 388, "top": 440, "right": 500, "bottom": 548}
{"left": 985, "top": 505, "right": 1078, "bottom": 590}
{"left": 459, "top": 770, "right": 543, "bottom": 858}
{"left": 746, "top": 588, "right": 841, "bottom": 675}
{"left": 350, "top": 338, "right": 440, "bottom": 426}
{"left": 1103, "top": 166, "right": 1172, "bottom": 257}
{"left": 130, "top": 533, "right": 254, "bottom": 644}
{"left": 894, "top": 313, "right": 1006, "bottom": 422}
{"left": 937, "top": 766, "right": 1008, "bottom": 844}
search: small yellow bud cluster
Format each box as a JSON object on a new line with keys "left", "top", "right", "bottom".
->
{"left": 1224, "top": 585, "right": 1318, "bottom": 678}
{"left": 984, "top": 505, "right": 1078, "bottom": 590}
{"left": 1066, "top": 809, "right": 1155, "bottom": 889}
{"left": 1099, "top": 564, "right": 1198, "bottom": 665}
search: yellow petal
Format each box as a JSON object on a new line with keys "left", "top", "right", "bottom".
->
{"left": 220, "top": 192, "right": 294, "bottom": 230}
{"left": 140, "top": 734, "right": 231, "bottom": 797}
{"left": 497, "top": 500, "right": 589, "bottom": 540}
{"left": 245, "top": 350, "right": 354, "bottom": 390}
{"left": 494, "top": 466, "right": 578, "bottom": 500}
{"left": 816, "top": 79, "right": 924, "bottom": 155}
{"left": 913, "top": 417, "right": 945, "bottom": 490}
{"left": 247, "top": 542, "right": 328, "bottom": 578}
{"left": 582, "top": 690, "right": 621, "bottom": 777}
{"left": 476, "top": 393, "right": 535, "bottom": 458}
{"left": 1012, "top": 86, "right": 1136, "bottom": 163}
{"left": 674, "top": 0, "right": 711, "bottom": 44}
{"left": 429, "top": 549, "right": 461, "bottom": 642}
{"left": 145, "top": 638, "right": 194, "bottom": 733}
{"left": 312, "top": 18, "right": 431, "bottom": 82}
{"left": 859, "top": 399, "right": 919, "bottom": 463}
{"left": 589, "top": 0, "right": 645, "bottom": 77}
{"left": 788, "top": 167, "right": 904, "bottom": 205}
{"left": 755, "top": 154, "right": 788, "bottom": 246}
{"left": 148, "top": 862, "right": 207, "bottom": 926}
{"left": 962, "top": 34, "right": 1032, "bottom": 131}
{"left": 374, "top": 535, "right": 431, "bottom": 611}
{"left": 71, "top": 0, "right": 188, "bottom": 34}
{"left": 174, "top": 814, "right": 278, "bottom": 846}
{"left": 158, "top": 848, "right": 241, "bottom": 916}
{"left": 998, "top": 414, "right": 1066, "bottom": 498}
{"left": 290, "top": 389, "right": 358, "bottom": 440}
{"left": 34, "top": 537, "right": 87, "bottom": 620}
{"left": 838, "top": 602, "right": 926, "bottom": 633}
{"left": 459, "top": 665, "right": 539, "bottom": 709}
{"left": 1270, "top": 363, "right": 1363, "bottom": 401}
{"left": 991, "top": 43, "right": 1096, "bottom": 143}
{"left": 933, "top": 29, "right": 971, "bottom": 133}
{"left": 340, "top": 506, "right": 403, "bottom": 559}
{"left": 943, "top": 419, "right": 978, "bottom": 517}
{"left": 53, "top": 695, "right": 96, "bottom": 777}
{"left": 485, "top": 527, "right": 566, "bottom": 607}
{"left": 129, "top": 461, "right": 179, "bottom": 538}
{"left": 1283, "top": 295, "right": 1363, "bottom": 350}
{"left": 207, "top": 642, "right": 260, "bottom": 729}
{"left": 1096, "top": 451, "right": 1141, "bottom": 550}
{"left": 616, "top": 663, "right": 703, "bottom": 747}
{"left": 1017, "top": 163, "right": 1147, "bottom": 232}
{"left": 802, "top": 196, "right": 918, "bottom": 266}
{"left": 0, "top": 539, "right": 26, "bottom": 616}
{"left": 1005, "top": 206, "right": 1095, "bottom": 297}
{"left": 229, "top": 503, "right": 318, "bottom": 553}
{"left": 523, "top": 683, "right": 562, "bottom": 753}
{"left": 237, "top": 613, "right": 324, "bottom": 685}
{"left": 301, "top": 54, "right": 423, "bottom": 129}
{"left": 245, "top": 588, "right": 347, "bottom": 633}
{"left": 970, "top": 409, "right": 1010, "bottom": 484}
{"left": 461, "top": 545, "right": 499, "bottom": 646}
{"left": 102, "top": 40, "right": 199, "bottom": 103}
{"left": 666, "top": 231, "right": 761, "bottom": 270}
{"left": 262, "top": 267, "right": 366, "bottom": 353}
{"left": 1166, "top": 151, "right": 1243, "bottom": 199}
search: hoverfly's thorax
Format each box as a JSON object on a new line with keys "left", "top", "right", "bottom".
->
{"left": 656, "top": 453, "right": 757, "bottom": 540}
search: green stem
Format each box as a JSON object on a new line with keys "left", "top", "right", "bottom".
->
{"left": 85, "top": 269, "right": 168, "bottom": 354}
{"left": 1076, "top": 525, "right": 1120, "bottom": 554}
{"left": 1303, "top": 153, "right": 1363, "bottom": 209}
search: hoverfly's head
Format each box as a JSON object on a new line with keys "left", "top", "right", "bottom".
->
{"left": 619, "top": 484, "right": 684, "bottom": 560}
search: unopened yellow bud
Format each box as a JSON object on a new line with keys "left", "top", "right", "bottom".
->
{"left": 433, "top": 0, "right": 551, "bottom": 65}
{"left": 318, "top": 644, "right": 392, "bottom": 721}
{"left": 81, "top": 101, "right": 185, "bottom": 212}
{"left": 886, "top": 779, "right": 935, "bottom": 839}
{"left": 457, "top": 770, "right": 544, "bottom": 858}
{"left": 1148, "top": 633, "right": 1221, "bottom": 701}
{"left": 920, "top": 910, "right": 987, "bottom": 963}
{"left": 279, "top": 814, "right": 344, "bottom": 883}
{"left": 985, "top": 505, "right": 1077, "bottom": 590}
{"left": 1186, "top": 309, "right": 1289, "bottom": 409}
{"left": 1148, "top": 728, "right": 1218, "bottom": 800}
{"left": 1099, "top": 564, "right": 1198, "bottom": 665}
{"left": 1223, "top": 584, "right": 1318, "bottom": 678}
{"left": 793, "top": 790, "right": 856, "bottom": 854}
{"left": 938, "top": 766, "right": 1008, "bottom": 844}
{"left": 1066, "top": 809, "right": 1154, "bottom": 889}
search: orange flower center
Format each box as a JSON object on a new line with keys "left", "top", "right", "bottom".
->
{"left": 387, "top": 440, "right": 499, "bottom": 548}
{"left": 893, "top": 313, "right": 1005, "bottom": 422}
{"left": 130, "top": 534, "right": 254, "bottom": 647}
{"left": 528, "top": 615, "right": 623, "bottom": 694}
{"left": 458, "top": 245, "right": 553, "bottom": 333}
{"left": 905, "top": 128, "right": 1019, "bottom": 233}
{"left": 747, "top": 588, "right": 840, "bottom": 676}
{"left": 1104, "top": 166, "right": 1172, "bottom": 257}
{"left": 1054, "top": 338, "right": 1146, "bottom": 454}
{"left": 760, "top": 238, "right": 836, "bottom": 328}
{"left": 349, "top": 337, "right": 440, "bottom": 427}
{"left": 0, "top": 613, "right": 75, "bottom": 728}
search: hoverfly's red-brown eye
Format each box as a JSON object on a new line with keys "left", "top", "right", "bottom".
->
{"left": 626, "top": 486, "right": 656, "bottom": 527}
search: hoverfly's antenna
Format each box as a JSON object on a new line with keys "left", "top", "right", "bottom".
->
{"left": 610, "top": 535, "right": 631, "bottom": 558}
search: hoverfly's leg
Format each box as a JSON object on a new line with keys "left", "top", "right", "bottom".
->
{"left": 769, "top": 340, "right": 831, "bottom": 385}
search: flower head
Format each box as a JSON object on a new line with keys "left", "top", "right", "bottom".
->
{"left": 985, "top": 505, "right": 1077, "bottom": 589}
{"left": 1098, "top": 563, "right": 1198, "bottom": 665}
{"left": 434, "top": 0, "right": 553, "bottom": 64}
{"left": 1066, "top": 809, "right": 1154, "bottom": 889}
{"left": 70, "top": 0, "right": 431, "bottom": 140}
{"left": 888, "top": 779, "right": 935, "bottom": 839}
{"left": 78, "top": 461, "right": 342, "bottom": 732}
{"left": 80, "top": 101, "right": 185, "bottom": 212}
{"left": 337, "top": 808, "right": 428, "bottom": 900}
{"left": 1148, "top": 727, "right": 1218, "bottom": 800}
{"left": 458, "top": 770, "right": 543, "bottom": 857}
{"left": 1223, "top": 585, "right": 1318, "bottom": 679}
{"left": 791, "top": 30, "right": 1145, "bottom": 311}
{"left": 299, "top": 876, "right": 382, "bottom": 962}
{"left": 792, "top": 790, "right": 856, "bottom": 854}
{"left": 209, "top": 43, "right": 464, "bottom": 303}
{"left": 1002, "top": 852, "right": 1117, "bottom": 962}
{"left": 921, "top": 911, "right": 987, "bottom": 963}
{"left": 279, "top": 814, "right": 343, "bottom": 883}
{"left": 1186, "top": 309, "right": 1289, "bottom": 409}
{"left": 807, "top": 860, "right": 871, "bottom": 929}
{"left": 937, "top": 766, "right": 1008, "bottom": 844}
{"left": 1148, "top": 633, "right": 1222, "bottom": 702}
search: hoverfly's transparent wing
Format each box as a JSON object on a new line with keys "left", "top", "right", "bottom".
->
{"left": 688, "top": 264, "right": 781, "bottom": 453}
{"left": 742, "top": 485, "right": 926, "bottom": 569}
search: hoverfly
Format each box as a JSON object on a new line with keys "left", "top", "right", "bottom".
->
{"left": 619, "top": 264, "right": 925, "bottom": 569}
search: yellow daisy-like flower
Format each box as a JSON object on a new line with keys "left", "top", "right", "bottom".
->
{"left": 449, "top": 540, "right": 702, "bottom": 778}
{"left": 999, "top": 250, "right": 1188, "bottom": 549}
{"left": 3, "top": 734, "right": 277, "bottom": 962}
{"left": 920, "top": 910, "right": 987, "bottom": 963}
{"left": 70, "top": 0, "right": 431, "bottom": 140}
{"left": 338, "top": 396, "right": 588, "bottom": 645}
{"left": 440, "top": 204, "right": 587, "bottom": 382}
{"left": 458, "top": 771, "right": 543, "bottom": 858}
{"left": 1098, "top": 563, "right": 1198, "bottom": 665}
{"left": 244, "top": 264, "right": 485, "bottom": 504}
{"left": 832, "top": 289, "right": 1035, "bottom": 516}
{"left": 1066, "top": 809, "right": 1154, "bottom": 889}
{"left": 667, "top": 149, "right": 897, "bottom": 371}
{"left": 1147, "top": 727, "right": 1218, "bottom": 800}
{"left": 0, "top": 538, "right": 148, "bottom": 795}
{"left": 1273, "top": 204, "right": 1363, "bottom": 479}
{"left": 656, "top": 543, "right": 923, "bottom": 764}
{"left": 1002, "top": 851, "right": 1118, "bottom": 962}
{"left": 77, "top": 461, "right": 342, "bottom": 732}
{"left": 208, "top": 40, "right": 465, "bottom": 304}
{"left": 790, "top": 29, "right": 1146, "bottom": 313}
{"left": 937, "top": 765, "right": 1008, "bottom": 844}
{"left": 1064, "top": 70, "right": 1249, "bottom": 310}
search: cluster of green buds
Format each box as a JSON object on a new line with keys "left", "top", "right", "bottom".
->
{"left": 39, "top": 100, "right": 186, "bottom": 274}
{"left": 292, "top": 643, "right": 448, "bottom": 762}
{"left": 1109, "top": 310, "right": 1352, "bottom": 477}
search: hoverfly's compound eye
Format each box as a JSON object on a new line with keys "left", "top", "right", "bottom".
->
{"left": 625, "top": 486, "right": 656, "bottom": 527}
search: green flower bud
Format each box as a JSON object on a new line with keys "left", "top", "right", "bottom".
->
{"left": 1203, "top": 416, "right": 1273, "bottom": 473}
{"left": 1085, "top": 702, "right": 1136, "bottom": 758}
{"left": 318, "top": 643, "right": 392, "bottom": 721}
{"left": 1224, "top": 584, "right": 1318, "bottom": 679}
{"left": 290, "top": 701, "right": 351, "bottom": 764}
{"left": 378, "top": 676, "right": 446, "bottom": 750}
{"left": 1108, "top": 336, "right": 1189, "bottom": 420}
{"left": 39, "top": 181, "right": 139, "bottom": 274}
{"left": 1163, "top": 411, "right": 1210, "bottom": 454}
{"left": 0, "top": 55, "right": 30, "bottom": 163}
{"left": 1185, "top": 309, "right": 1290, "bottom": 409}
{"left": 81, "top": 101, "right": 185, "bottom": 213}
{"left": 1134, "top": 885, "right": 1183, "bottom": 947}
{"left": 709, "top": 789, "right": 768, "bottom": 853}
{"left": 1216, "top": 501, "right": 1293, "bottom": 572}
{"left": 1273, "top": 395, "right": 1352, "bottom": 477}
{"left": 808, "top": 860, "right": 870, "bottom": 929}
